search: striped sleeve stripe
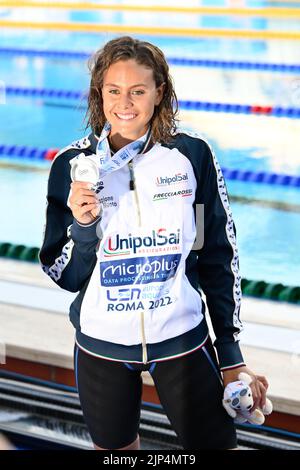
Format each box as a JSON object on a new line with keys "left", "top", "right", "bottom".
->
{"left": 220, "top": 362, "right": 246, "bottom": 372}
{"left": 41, "top": 237, "right": 74, "bottom": 282}
{"left": 207, "top": 141, "right": 244, "bottom": 339}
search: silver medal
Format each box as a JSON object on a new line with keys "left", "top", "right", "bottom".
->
{"left": 70, "top": 153, "right": 99, "bottom": 188}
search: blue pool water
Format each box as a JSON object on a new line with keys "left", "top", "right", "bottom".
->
{"left": 0, "top": 0, "right": 300, "bottom": 287}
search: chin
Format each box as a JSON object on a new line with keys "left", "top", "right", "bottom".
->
{"left": 112, "top": 124, "right": 146, "bottom": 139}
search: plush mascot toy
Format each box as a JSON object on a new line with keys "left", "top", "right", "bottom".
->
{"left": 222, "top": 372, "right": 273, "bottom": 425}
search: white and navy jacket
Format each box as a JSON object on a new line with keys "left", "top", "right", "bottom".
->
{"left": 39, "top": 131, "right": 245, "bottom": 371}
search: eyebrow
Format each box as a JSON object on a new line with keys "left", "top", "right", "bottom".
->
{"left": 104, "top": 83, "right": 148, "bottom": 88}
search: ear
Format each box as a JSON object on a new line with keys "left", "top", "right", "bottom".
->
{"left": 222, "top": 400, "right": 237, "bottom": 418}
{"left": 239, "top": 372, "right": 252, "bottom": 385}
{"left": 155, "top": 82, "right": 165, "bottom": 106}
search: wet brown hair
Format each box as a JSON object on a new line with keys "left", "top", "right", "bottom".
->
{"left": 84, "top": 36, "right": 178, "bottom": 143}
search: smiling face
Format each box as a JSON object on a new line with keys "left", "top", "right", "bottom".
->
{"left": 102, "top": 59, "right": 164, "bottom": 149}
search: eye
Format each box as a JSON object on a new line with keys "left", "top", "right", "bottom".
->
{"left": 232, "top": 398, "right": 239, "bottom": 407}
{"left": 109, "top": 89, "right": 119, "bottom": 94}
{"left": 131, "top": 90, "right": 145, "bottom": 95}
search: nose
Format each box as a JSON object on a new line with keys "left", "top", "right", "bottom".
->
{"left": 118, "top": 92, "right": 133, "bottom": 109}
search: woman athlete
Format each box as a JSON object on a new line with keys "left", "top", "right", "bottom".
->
{"left": 39, "top": 36, "right": 269, "bottom": 450}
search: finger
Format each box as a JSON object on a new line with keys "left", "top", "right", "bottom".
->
{"left": 70, "top": 194, "right": 97, "bottom": 209}
{"left": 91, "top": 206, "right": 101, "bottom": 218}
{"left": 250, "top": 380, "right": 261, "bottom": 412}
{"left": 77, "top": 202, "right": 99, "bottom": 216}
{"left": 69, "top": 183, "right": 96, "bottom": 205}
{"left": 257, "top": 376, "right": 269, "bottom": 390}
{"left": 72, "top": 186, "right": 96, "bottom": 194}
{"left": 258, "top": 381, "right": 267, "bottom": 409}
{"left": 71, "top": 181, "right": 94, "bottom": 190}
{"left": 70, "top": 189, "right": 96, "bottom": 201}
{"left": 254, "top": 380, "right": 262, "bottom": 411}
{"left": 249, "top": 383, "right": 256, "bottom": 410}
{"left": 71, "top": 195, "right": 98, "bottom": 207}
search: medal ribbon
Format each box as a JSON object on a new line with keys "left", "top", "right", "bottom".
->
{"left": 95, "top": 121, "right": 150, "bottom": 177}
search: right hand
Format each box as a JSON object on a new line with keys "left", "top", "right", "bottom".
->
{"left": 223, "top": 366, "right": 269, "bottom": 412}
{"left": 69, "top": 181, "right": 101, "bottom": 225}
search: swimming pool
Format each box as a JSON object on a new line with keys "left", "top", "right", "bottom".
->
{"left": 0, "top": 0, "right": 300, "bottom": 287}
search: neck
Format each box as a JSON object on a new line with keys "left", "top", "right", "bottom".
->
{"left": 109, "top": 134, "right": 135, "bottom": 152}
{"left": 108, "top": 126, "right": 151, "bottom": 152}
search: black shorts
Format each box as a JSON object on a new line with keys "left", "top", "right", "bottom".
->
{"left": 74, "top": 336, "right": 237, "bottom": 450}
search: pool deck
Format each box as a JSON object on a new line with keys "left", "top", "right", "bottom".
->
{"left": 0, "top": 258, "right": 299, "bottom": 422}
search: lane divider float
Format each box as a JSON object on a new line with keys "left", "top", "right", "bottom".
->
{"left": 1, "top": 2, "right": 300, "bottom": 18}
{"left": 4, "top": 86, "right": 300, "bottom": 118}
{"left": 0, "top": 143, "right": 299, "bottom": 188}
{"left": 1, "top": 21, "right": 300, "bottom": 40}
{"left": 1, "top": 47, "right": 300, "bottom": 73}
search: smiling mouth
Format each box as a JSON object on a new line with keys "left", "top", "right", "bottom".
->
{"left": 114, "top": 113, "right": 137, "bottom": 121}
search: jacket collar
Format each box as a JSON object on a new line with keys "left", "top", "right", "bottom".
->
{"left": 88, "top": 131, "right": 155, "bottom": 157}
{"left": 88, "top": 131, "right": 99, "bottom": 154}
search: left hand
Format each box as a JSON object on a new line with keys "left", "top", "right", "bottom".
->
{"left": 222, "top": 366, "right": 269, "bottom": 413}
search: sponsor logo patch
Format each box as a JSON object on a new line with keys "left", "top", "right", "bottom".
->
{"left": 156, "top": 172, "right": 188, "bottom": 186}
{"left": 153, "top": 189, "right": 193, "bottom": 201}
{"left": 103, "top": 228, "right": 180, "bottom": 257}
{"left": 100, "top": 254, "right": 181, "bottom": 286}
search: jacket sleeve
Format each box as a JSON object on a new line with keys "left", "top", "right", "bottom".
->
{"left": 38, "top": 151, "right": 100, "bottom": 293}
{"left": 195, "top": 139, "right": 246, "bottom": 372}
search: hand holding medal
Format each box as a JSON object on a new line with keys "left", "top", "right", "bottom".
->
{"left": 68, "top": 154, "right": 102, "bottom": 225}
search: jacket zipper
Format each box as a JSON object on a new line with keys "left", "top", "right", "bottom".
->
{"left": 140, "top": 311, "right": 148, "bottom": 364}
{"left": 128, "top": 160, "right": 147, "bottom": 363}
{"left": 128, "top": 160, "right": 142, "bottom": 227}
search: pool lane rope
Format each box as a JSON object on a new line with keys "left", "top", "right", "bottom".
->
{"left": 4, "top": 86, "right": 300, "bottom": 119}
{"left": 1, "top": 20, "right": 300, "bottom": 40}
{"left": 0, "top": 144, "right": 57, "bottom": 160}
{"left": 1, "top": 2, "right": 300, "bottom": 18}
{"left": 0, "top": 241, "right": 299, "bottom": 303}
{"left": 1, "top": 47, "right": 300, "bottom": 73}
{"left": 0, "top": 144, "right": 300, "bottom": 189}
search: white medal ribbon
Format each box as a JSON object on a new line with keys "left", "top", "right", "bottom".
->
{"left": 69, "top": 122, "right": 150, "bottom": 186}
{"left": 96, "top": 121, "right": 150, "bottom": 177}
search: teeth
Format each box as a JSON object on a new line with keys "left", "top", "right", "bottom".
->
{"left": 116, "top": 113, "right": 137, "bottom": 120}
